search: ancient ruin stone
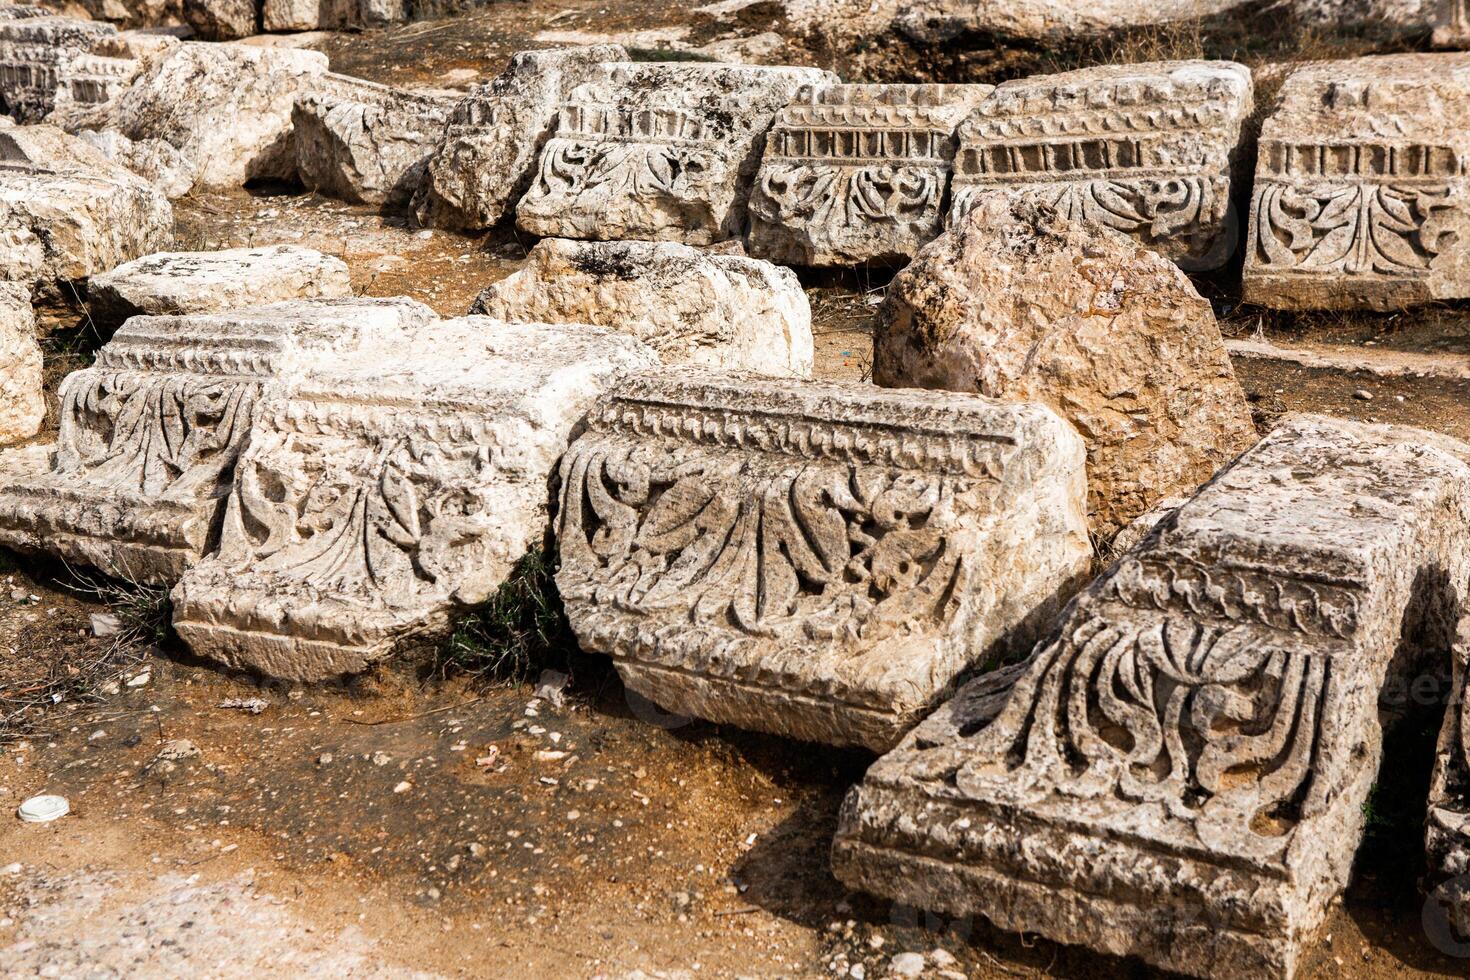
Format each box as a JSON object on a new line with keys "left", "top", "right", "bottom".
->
{"left": 0, "top": 15, "right": 125, "bottom": 122}
{"left": 0, "top": 279, "right": 42, "bottom": 446}
{"left": 950, "top": 61, "right": 1252, "bottom": 271}
{"left": 0, "top": 124, "right": 173, "bottom": 287}
{"left": 468, "top": 238, "right": 813, "bottom": 377}
{"left": 555, "top": 371, "right": 1093, "bottom": 750}
{"left": 182, "top": 0, "right": 258, "bottom": 40}
{"left": 0, "top": 297, "right": 435, "bottom": 583}
{"left": 894, "top": 0, "right": 1254, "bottom": 42}
{"left": 833, "top": 414, "right": 1470, "bottom": 979}
{"left": 88, "top": 246, "right": 353, "bottom": 330}
{"left": 875, "top": 197, "right": 1256, "bottom": 538}
{"left": 1428, "top": 604, "right": 1470, "bottom": 948}
{"left": 76, "top": 127, "right": 196, "bottom": 199}
{"left": 516, "top": 61, "right": 837, "bottom": 245}
{"left": 747, "top": 82, "right": 991, "bottom": 267}
{"left": 263, "top": 0, "right": 408, "bottom": 31}
{"left": 414, "top": 45, "right": 625, "bottom": 231}
{"left": 62, "top": 41, "right": 329, "bottom": 188}
{"left": 293, "top": 75, "right": 455, "bottom": 207}
{"left": 1243, "top": 54, "right": 1470, "bottom": 311}
{"left": 171, "top": 318, "right": 659, "bottom": 681}
{"left": 1436, "top": 0, "right": 1470, "bottom": 46}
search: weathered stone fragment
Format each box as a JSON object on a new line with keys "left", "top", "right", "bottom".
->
{"left": 413, "top": 45, "right": 625, "bottom": 231}
{"left": 1243, "top": 54, "right": 1470, "bottom": 311}
{"left": 747, "top": 83, "right": 991, "bottom": 267}
{"left": 0, "top": 15, "right": 127, "bottom": 122}
{"left": 62, "top": 41, "right": 329, "bottom": 188}
{"left": 171, "top": 319, "right": 659, "bottom": 680}
{"left": 181, "top": 0, "right": 258, "bottom": 41}
{"left": 88, "top": 246, "right": 353, "bottom": 329}
{"left": 0, "top": 124, "right": 173, "bottom": 287}
{"left": 833, "top": 415, "right": 1470, "bottom": 979}
{"left": 0, "top": 279, "right": 42, "bottom": 446}
{"left": 556, "top": 372, "right": 1093, "bottom": 750}
{"left": 951, "top": 61, "right": 1251, "bottom": 271}
{"left": 263, "top": 0, "right": 408, "bottom": 31}
{"left": 1427, "top": 608, "right": 1470, "bottom": 948}
{"left": 894, "top": 0, "right": 1254, "bottom": 41}
{"left": 516, "top": 61, "right": 838, "bottom": 245}
{"left": 76, "top": 127, "right": 196, "bottom": 199}
{"left": 1436, "top": 0, "right": 1470, "bottom": 46}
{"left": 468, "top": 238, "right": 813, "bottom": 377}
{"left": 875, "top": 197, "right": 1256, "bottom": 538}
{"left": 292, "top": 74, "right": 454, "bottom": 207}
{"left": 0, "top": 297, "right": 435, "bottom": 583}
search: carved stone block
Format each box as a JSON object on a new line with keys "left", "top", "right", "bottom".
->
{"left": 293, "top": 75, "right": 455, "bottom": 207}
{"left": 833, "top": 415, "right": 1470, "bottom": 978}
{"left": 0, "top": 15, "right": 122, "bottom": 122}
{"left": 263, "top": 0, "right": 408, "bottom": 31}
{"left": 0, "top": 124, "right": 174, "bottom": 287}
{"left": 1243, "top": 54, "right": 1470, "bottom": 310}
{"left": 894, "top": 0, "right": 1254, "bottom": 42}
{"left": 413, "top": 46, "right": 625, "bottom": 231}
{"left": 0, "top": 279, "right": 42, "bottom": 447}
{"left": 515, "top": 62, "right": 838, "bottom": 246}
{"left": 87, "top": 246, "right": 353, "bottom": 330}
{"left": 951, "top": 61, "right": 1253, "bottom": 271}
{"left": 555, "top": 372, "right": 1093, "bottom": 750}
{"left": 1427, "top": 609, "right": 1470, "bottom": 946}
{"left": 747, "top": 83, "right": 991, "bottom": 267}
{"left": 0, "top": 297, "right": 436, "bottom": 584}
{"left": 468, "top": 238, "right": 813, "bottom": 377}
{"left": 171, "top": 319, "right": 659, "bottom": 681}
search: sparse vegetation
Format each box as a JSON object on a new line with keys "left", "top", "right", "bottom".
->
{"left": 430, "top": 546, "right": 575, "bottom": 682}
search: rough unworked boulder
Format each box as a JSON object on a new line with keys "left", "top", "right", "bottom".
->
{"left": 875, "top": 197, "right": 1256, "bottom": 537}
{"left": 292, "top": 75, "right": 455, "bottom": 207}
{"left": 263, "top": 0, "right": 408, "bottom": 31}
{"left": 87, "top": 246, "right": 353, "bottom": 329}
{"left": 469, "top": 238, "right": 814, "bottom": 377}
{"left": 893, "top": 0, "right": 1253, "bottom": 41}
{"left": 61, "top": 41, "right": 329, "bottom": 188}
{"left": 0, "top": 281, "right": 43, "bottom": 446}
{"left": 76, "top": 128, "right": 195, "bottom": 199}
{"left": 181, "top": 0, "right": 257, "bottom": 41}
{"left": 413, "top": 45, "right": 625, "bottom": 231}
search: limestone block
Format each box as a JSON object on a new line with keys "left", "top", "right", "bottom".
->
{"left": 747, "top": 83, "right": 991, "bottom": 267}
{"left": 468, "top": 238, "right": 813, "bottom": 377}
{"left": 0, "top": 124, "right": 174, "bottom": 286}
{"left": 516, "top": 61, "right": 838, "bottom": 246}
{"left": 894, "top": 0, "right": 1253, "bottom": 41}
{"left": 555, "top": 371, "right": 1093, "bottom": 750}
{"left": 950, "top": 61, "right": 1252, "bottom": 271}
{"left": 0, "top": 279, "right": 42, "bottom": 446}
{"left": 182, "top": 0, "right": 258, "bottom": 40}
{"left": 263, "top": 0, "right": 408, "bottom": 31}
{"left": 0, "top": 297, "right": 436, "bottom": 583}
{"left": 61, "top": 41, "right": 330, "bottom": 188}
{"left": 832, "top": 415, "right": 1470, "bottom": 979}
{"left": 1243, "top": 54, "right": 1470, "bottom": 311}
{"left": 1436, "top": 0, "right": 1470, "bottom": 46}
{"left": 1427, "top": 609, "right": 1470, "bottom": 945}
{"left": 875, "top": 197, "right": 1256, "bottom": 538}
{"left": 413, "top": 45, "right": 626, "bottom": 231}
{"left": 170, "top": 319, "right": 659, "bottom": 681}
{"left": 76, "top": 127, "right": 196, "bottom": 199}
{"left": 292, "top": 75, "right": 455, "bottom": 207}
{"left": 87, "top": 246, "right": 353, "bottom": 329}
{"left": 0, "top": 15, "right": 124, "bottom": 122}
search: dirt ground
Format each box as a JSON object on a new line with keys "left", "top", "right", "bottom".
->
{"left": 7, "top": 1, "right": 1470, "bottom": 978}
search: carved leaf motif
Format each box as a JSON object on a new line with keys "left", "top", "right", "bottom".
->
{"left": 1252, "top": 181, "right": 1454, "bottom": 277}
{"left": 756, "top": 164, "right": 941, "bottom": 231}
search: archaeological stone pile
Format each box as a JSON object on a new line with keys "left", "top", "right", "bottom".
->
{"left": 2, "top": 2, "right": 1470, "bottom": 977}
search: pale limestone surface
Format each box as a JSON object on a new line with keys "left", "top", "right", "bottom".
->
{"left": 875, "top": 197, "right": 1256, "bottom": 538}
{"left": 833, "top": 415, "right": 1470, "bottom": 979}
{"left": 1428, "top": 607, "right": 1470, "bottom": 945}
{"left": 894, "top": 0, "right": 1252, "bottom": 42}
{"left": 76, "top": 127, "right": 196, "bottom": 199}
{"left": 293, "top": 75, "right": 455, "bottom": 207}
{"left": 951, "top": 61, "right": 1253, "bottom": 271}
{"left": 0, "top": 297, "right": 435, "bottom": 584}
{"left": 88, "top": 246, "right": 353, "bottom": 329}
{"left": 414, "top": 45, "right": 625, "bottom": 231}
{"left": 747, "top": 82, "right": 991, "bottom": 267}
{"left": 1436, "top": 0, "right": 1470, "bottom": 45}
{"left": 263, "top": 0, "right": 407, "bottom": 31}
{"left": 1244, "top": 54, "right": 1470, "bottom": 310}
{"left": 556, "top": 371, "right": 1093, "bottom": 750}
{"left": 62, "top": 41, "right": 329, "bottom": 188}
{"left": 0, "top": 124, "right": 173, "bottom": 286}
{"left": 181, "top": 0, "right": 257, "bottom": 41}
{"left": 171, "top": 318, "right": 659, "bottom": 681}
{"left": 0, "top": 15, "right": 123, "bottom": 122}
{"left": 468, "top": 238, "right": 813, "bottom": 377}
{"left": 516, "top": 62, "right": 838, "bottom": 245}
{"left": 0, "top": 279, "right": 42, "bottom": 446}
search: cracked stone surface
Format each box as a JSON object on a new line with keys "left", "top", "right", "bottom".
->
{"left": 0, "top": 278, "right": 42, "bottom": 447}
